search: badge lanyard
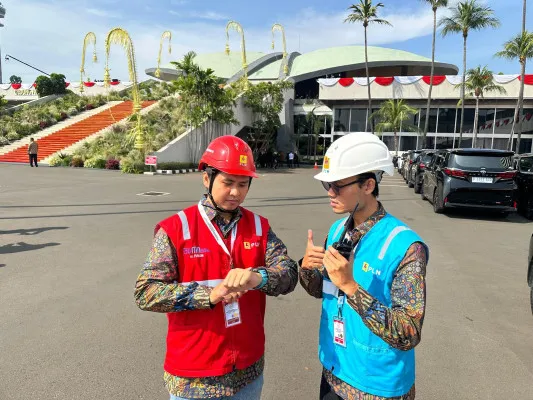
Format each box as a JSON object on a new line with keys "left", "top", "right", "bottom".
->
{"left": 198, "top": 202, "right": 237, "bottom": 265}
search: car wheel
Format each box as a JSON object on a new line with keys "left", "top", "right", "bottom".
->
{"left": 433, "top": 185, "right": 445, "bottom": 214}
{"left": 408, "top": 179, "right": 414, "bottom": 188}
{"left": 414, "top": 176, "right": 422, "bottom": 194}
{"left": 420, "top": 184, "right": 427, "bottom": 200}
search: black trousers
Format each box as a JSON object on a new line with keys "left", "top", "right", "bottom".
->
{"left": 29, "top": 154, "right": 38, "bottom": 167}
{"left": 320, "top": 373, "right": 343, "bottom": 400}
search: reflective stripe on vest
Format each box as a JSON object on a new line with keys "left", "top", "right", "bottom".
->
{"left": 178, "top": 210, "right": 191, "bottom": 240}
{"left": 378, "top": 226, "right": 412, "bottom": 260}
{"left": 254, "top": 213, "right": 262, "bottom": 236}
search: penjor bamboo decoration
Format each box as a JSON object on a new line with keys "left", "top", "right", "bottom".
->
{"left": 225, "top": 21, "right": 249, "bottom": 87}
{"left": 155, "top": 31, "right": 172, "bottom": 78}
{"left": 271, "top": 23, "right": 289, "bottom": 75}
{"left": 80, "top": 32, "right": 98, "bottom": 94}
{"left": 104, "top": 27, "right": 144, "bottom": 151}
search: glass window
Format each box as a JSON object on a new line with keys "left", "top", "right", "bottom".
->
{"left": 492, "top": 138, "right": 508, "bottom": 150}
{"left": 522, "top": 108, "right": 533, "bottom": 135}
{"left": 493, "top": 108, "right": 514, "bottom": 134}
{"left": 350, "top": 109, "right": 367, "bottom": 132}
{"left": 381, "top": 135, "right": 395, "bottom": 151}
{"left": 450, "top": 154, "right": 513, "bottom": 171}
{"left": 400, "top": 136, "right": 417, "bottom": 151}
{"left": 457, "top": 108, "right": 476, "bottom": 133}
{"left": 418, "top": 108, "right": 438, "bottom": 133}
{"left": 437, "top": 108, "right": 456, "bottom": 134}
{"left": 334, "top": 109, "right": 350, "bottom": 132}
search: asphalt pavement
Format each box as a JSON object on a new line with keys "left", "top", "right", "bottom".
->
{"left": 1, "top": 164, "right": 532, "bottom": 400}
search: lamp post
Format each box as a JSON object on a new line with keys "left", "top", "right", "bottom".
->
{"left": 271, "top": 23, "right": 289, "bottom": 76}
{"left": 80, "top": 32, "right": 97, "bottom": 94}
{"left": 155, "top": 31, "right": 172, "bottom": 79}
{"left": 104, "top": 27, "right": 144, "bottom": 151}
{"left": 312, "top": 105, "right": 319, "bottom": 162}
{"left": 225, "top": 21, "right": 249, "bottom": 88}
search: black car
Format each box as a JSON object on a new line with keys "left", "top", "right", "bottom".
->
{"left": 527, "top": 235, "right": 533, "bottom": 313}
{"left": 408, "top": 150, "right": 435, "bottom": 193}
{"left": 421, "top": 149, "right": 517, "bottom": 215}
{"left": 512, "top": 154, "right": 533, "bottom": 219}
{"left": 403, "top": 150, "right": 423, "bottom": 181}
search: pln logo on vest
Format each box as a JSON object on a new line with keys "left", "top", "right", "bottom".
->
{"left": 244, "top": 241, "right": 260, "bottom": 250}
{"left": 362, "top": 262, "right": 382, "bottom": 276}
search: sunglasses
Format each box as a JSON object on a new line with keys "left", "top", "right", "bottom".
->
{"left": 321, "top": 178, "right": 364, "bottom": 195}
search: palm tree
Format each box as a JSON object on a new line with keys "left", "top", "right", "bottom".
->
{"left": 439, "top": 0, "right": 500, "bottom": 148}
{"left": 495, "top": 31, "right": 533, "bottom": 152}
{"left": 371, "top": 99, "right": 419, "bottom": 155}
{"left": 420, "top": 0, "right": 448, "bottom": 149}
{"left": 171, "top": 51, "right": 198, "bottom": 76}
{"left": 345, "top": 0, "right": 392, "bottom": 135}
{"left": 462, "top": 66, "right": 506, "bottom": 148}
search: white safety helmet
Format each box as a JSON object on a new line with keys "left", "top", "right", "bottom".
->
{"left": 314, "top": 132, "right": 394, "bottom": 183}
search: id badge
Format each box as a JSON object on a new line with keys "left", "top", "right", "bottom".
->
{"left": 224, "top": 301, "right": 242, "bottom": 328}
{"left": 333, "top": 317, "right": 346, "bottom": 347}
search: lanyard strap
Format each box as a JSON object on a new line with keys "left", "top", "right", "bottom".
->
{"left": 198, "top": 202, "right": 237, "bottom": 258}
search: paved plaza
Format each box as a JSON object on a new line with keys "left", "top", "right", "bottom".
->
{"left": 1, "top": 164, "right": 533, "bottom": 400}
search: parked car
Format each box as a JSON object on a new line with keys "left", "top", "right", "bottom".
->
{"left": 398, "top": 152, "right": 408, "bottom": 174}
{"left": 421, "top": 149, "right": 517, "bottom": 215}
{"left": 408, "top": 150, "right": 435, "bottom": 193}
{"left": 527, "top": 235, "right": 533, "bottom": 313}
{"left": 512, "top": 153, "right": 533, "bottom": 219}
{"left": 403, "top": 150, "right": 423, "bottom": 181}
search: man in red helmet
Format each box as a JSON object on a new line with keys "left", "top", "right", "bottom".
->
{"left": 135, "top": 136, "right": 298, "bottom": 400}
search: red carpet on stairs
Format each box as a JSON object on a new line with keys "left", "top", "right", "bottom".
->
{"left": 0, "top": 101, "right": 156, "bottom": 163}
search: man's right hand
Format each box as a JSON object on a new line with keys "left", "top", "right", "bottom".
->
{"left": 301, "top": 229, "right": 326, "bottom": 270}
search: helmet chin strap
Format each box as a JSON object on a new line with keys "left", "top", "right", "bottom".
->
{"left": 205, "top": 168, "right": 240, "bottom": 216}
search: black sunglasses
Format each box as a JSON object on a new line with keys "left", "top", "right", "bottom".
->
{"left": 321, "top": 178, "right": 363, "bottom": 195}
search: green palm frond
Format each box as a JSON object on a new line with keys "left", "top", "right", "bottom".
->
{"left": 439, "top": 0, "right": 500, "bottom": 37}
{"left": 495, "top": 31, "right": 533, "bottom": 62}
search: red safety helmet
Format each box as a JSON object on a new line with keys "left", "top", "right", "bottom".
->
{"left": 198, "top": 136, "right": 258, "bottom": 178}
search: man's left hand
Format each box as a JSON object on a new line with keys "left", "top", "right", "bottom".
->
{"left": 324, "top": 247, "right": 359, "bottom": 296}
{"left": 223, "top": 269, "right": 262, "bottom": 293}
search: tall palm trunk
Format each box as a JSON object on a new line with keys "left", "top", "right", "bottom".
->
{"left": 473, "top": 96, "right": 480, "bottom": 148}
{"left": 522, "top": 0, "right": 527, "bottom": 32}
{"left": 423, "top": 8, "right": 438, "bottom": 150}
{"left": 458, "top": 34, "right": 467, "bottom": 148}
{"left": 394, "top": 131, "right": 398, "bottom": 156}
{"left": 515, "top": 58, "right": 527, "bottom": 153}
{"left": 364, "top": 25, "right": 373, "bottom": 134}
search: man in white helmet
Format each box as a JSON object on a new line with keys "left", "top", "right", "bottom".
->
{"left": 299, "top": 132, "right": 428, "bottom": 400}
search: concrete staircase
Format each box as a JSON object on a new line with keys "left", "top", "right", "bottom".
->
{"left": 0, "top": 101, "right": 156, "bottom": 164}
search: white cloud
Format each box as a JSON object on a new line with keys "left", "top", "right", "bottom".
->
{"left": 189, "top": 11, "right": 228, "bottom": 21}
{"left": 0, "top": 0, "right": 444, "bottom": 84}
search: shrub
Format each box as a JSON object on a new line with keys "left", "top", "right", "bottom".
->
{"left": 70, "top": 156, "right": 84, "bottom": 168}
{"left": 67, "top": 107, "right": 78, "bottom": 117}
{"left": 84, "top": 157, "right": 106, "bottom": 169}
{"left": 7, "top": 131, "right": 19, "bottom": 141}
{"left": 105, "top": 159, "right": 120, "bottom": 170}
{"left": 48, "top": 156, "right": 62, "bottom": 166}
{"left": 120, "top": 158, "right": 145, "bottom": 174}
{"left": 57, "top": 152, "right": 72, "bottom": 167}
{"left": 60, "top": 112, "right": 68, "bottom": 121}
{"left": 39, "top": 121, "right": 49, "bottom": 129}
{"left": 85, "top": 104, "right": 95, "bottom": 111}
{"left": 0, "top": 136, "right": 9, "bottom": 146}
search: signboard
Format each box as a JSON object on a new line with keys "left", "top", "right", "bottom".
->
{"left": 145, "top": 155, "right": 158, "bottom": 166}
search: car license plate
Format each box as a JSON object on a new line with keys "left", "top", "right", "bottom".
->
{"left": 472, "top": 177, "right": 493, "bottom": 183}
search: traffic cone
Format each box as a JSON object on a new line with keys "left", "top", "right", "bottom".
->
{"left": 314, "top": 162, "right": 318, "bottom": 169}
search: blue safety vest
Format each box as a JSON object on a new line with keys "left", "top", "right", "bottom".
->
{"left": 319, "top": 213, "right": 427, "bottom": 397}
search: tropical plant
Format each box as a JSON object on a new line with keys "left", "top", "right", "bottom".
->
{"left": 420, "top": 0, "right": 448, "bottom": 149}
{"left": 34, "top": 73, "right": 68, "bottom": 97}
{"left": 345, "top": 0, "right": 392, "bottom": 135}
{"left": 370, "top": 99, "right": 419, "bottom": 155}
{"left": 7, "top": 131, "right": 19, "bottom": 141}
{"left": 171, "top": 51, "right": 199, "bottom": 76}
{"left": 172, "top": 53, "right": 237, "bottom": 162}
{"left": 0, "top": 94, "right": 7, "bottom": 109}
{"left": 243, "top": 80, "right": 294, "bottom": 157}
{"left": 9, "top": 75, "right": 22, "bottom": 84}
{"left": 495, "top": 30, "right": 533, "bottom": 152}
{"left": 439, "top": 0, "right": 500, "bottom": 148}
{"left": 461, "top": 66, "right": 506, "bottom": 148}
{"left": 0, "top": 136, "right": 9, "bottom": 146}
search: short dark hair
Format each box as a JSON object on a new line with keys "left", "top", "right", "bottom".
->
{"left": 357, "top": 172, "right": 379, "bottom": 197}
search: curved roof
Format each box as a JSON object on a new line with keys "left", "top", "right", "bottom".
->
{"left": 289, "top": 45, "right": 458, "bottom": 81}
{"left": 165, "top": 51, "right": 266, "bottom": 80}
{"left": 145, "top": 45, "right": 458, "bottom": 83}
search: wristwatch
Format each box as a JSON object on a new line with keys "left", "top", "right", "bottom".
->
{"left": 251, "top": 268, "right": 268, "bottom": 290}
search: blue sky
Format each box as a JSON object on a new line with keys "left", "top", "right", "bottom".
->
{"left": 0, "top": 0, "right": 529, "bottom": 83}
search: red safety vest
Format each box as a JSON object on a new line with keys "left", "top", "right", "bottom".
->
{"left": 155, "top": 203, "right": 270, "bottom": 378}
